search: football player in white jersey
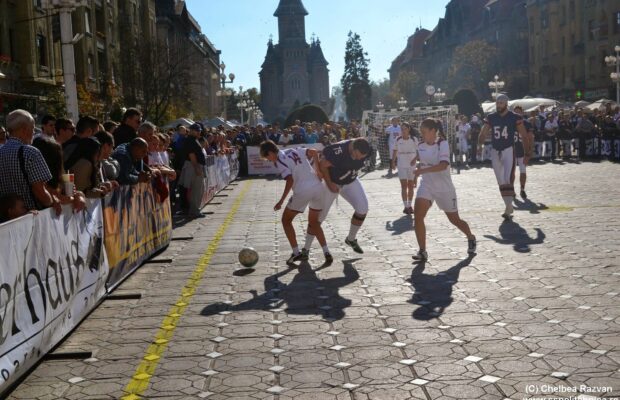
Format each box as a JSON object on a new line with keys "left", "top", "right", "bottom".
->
{"left": 260, "top": 140, "right": 332, "bottom": 265}
{"left": 391, "top": 122, "right": 418, "bottom": 214}
{"left": 456, "top": 115, "right": 471, "bottom": 165}
{"left": 385, "top": 117, "right": 402, "bottom": 177}
{"left": 412, "top": 118, "right": 476, "bottom": 262}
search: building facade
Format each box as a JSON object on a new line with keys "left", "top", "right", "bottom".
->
{"left": 527, "top": 0, "right": 620, "bottom": 100}
{"left": 0, "top": 0, "right": 221, "bottom": 124}
{"left": 260, "top": 0, "right": 330, "bottom": 123}
{"left": 390, "top": 0, "right": 529, "bottom": 106}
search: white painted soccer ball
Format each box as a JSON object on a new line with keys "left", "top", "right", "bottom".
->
{"left": 238, "top": 247, "right": 259, "bottom": 268}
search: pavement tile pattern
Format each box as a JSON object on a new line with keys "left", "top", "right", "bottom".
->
{"left": 7, "top": 161, "right": 620, "bottom": 399}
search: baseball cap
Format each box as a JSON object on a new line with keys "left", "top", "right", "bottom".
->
{"left": 496, "top": 94, "right": 509, "bottom": 103}
{"left": 189, "top": 123, "right": 202, "bottom": 132}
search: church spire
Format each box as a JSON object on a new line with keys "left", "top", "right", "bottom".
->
{"left": 273, "top": 0, "right": 308, "bottom": 17}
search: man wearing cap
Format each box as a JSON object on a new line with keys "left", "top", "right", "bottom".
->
{"left": 477, "top": 94, "right": 528, "bottom": 220}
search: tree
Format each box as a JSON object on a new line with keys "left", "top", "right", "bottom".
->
{"left": 77, "top": 84, "right": 105, "bottom": 119}
{"left": 370, "top": 78, "right": 400, "bottom": 109}
{"left": 341, "top": 31, "right": 371, "bottom": 120}
{"left": 43, "top": 86, "right": 67, "bottom": 118}
{"left": 448, "top": 40, "right": 499, "bottom": 95}
{"left": 394, "top": 71, "right": 423, "bottom": 103}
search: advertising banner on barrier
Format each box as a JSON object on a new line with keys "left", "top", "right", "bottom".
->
{"left": 103, "top": 182, "right": 172, "bottom": 289}
{"left": 200, "top": 153, "right": 240, "bottom": 209}
{"left": 247, "top": 144, "right": 324, "bottom": 175}
{"left": 0, "top": 200, "right": 108, "bottom": 391}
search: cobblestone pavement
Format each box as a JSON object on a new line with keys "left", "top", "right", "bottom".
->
{"left": 8, "top": 161, "right": 620, "bottom": 400}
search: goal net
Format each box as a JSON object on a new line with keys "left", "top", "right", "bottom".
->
{"left": 361, "top": 105, "right": 459, "bottom": 170}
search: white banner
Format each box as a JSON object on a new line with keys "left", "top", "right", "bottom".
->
{"left": 247, "top": 143, "right": 324, "bottom": 175}
{"left": 0, "top": 200, "right": 108, "bottom": 391}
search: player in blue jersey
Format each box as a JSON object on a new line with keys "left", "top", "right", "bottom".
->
{"left": 477, "top": 94, "right": 529, "bottom": 220}
{"left": 302, "top": 138, "right": 371, "bottom": 254}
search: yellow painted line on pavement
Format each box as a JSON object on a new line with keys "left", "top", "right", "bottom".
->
{"left": 121, "top": 181, "right": 251, "bottom": 400}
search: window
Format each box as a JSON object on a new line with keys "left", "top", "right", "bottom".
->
{"left": 569, "top": 0, "right": 575, "bottom": 19}
{"left": 615, "top": 11, "right": 620, "bottom": 34}
{"left": 33, "top": 0, "right": 42, "bottom": 8}
{"left": 560, "top": 5, "right": 566, "bottom": 25}
{"left": 85, "top": 9, "right": 92, "bottom": 34}
{"left": 561, "top": 36, "right": 565, "bottom": 55}
{"left": 541, "top": 9, "right": 548, "bottom": 28}
{"left": 36, "top": 34, "right": 47, "bottom": 67}
{"left": 600, "top": 13, "right": 608, "bottom": 38}
{"left": 588, "top": 20, "right": 595, "bottom": 40}
{"left": 588, "top": 56, "right": 596, "bottom": 78}
{"left": 88, "top": 54, "right": 94, "bottom": 78}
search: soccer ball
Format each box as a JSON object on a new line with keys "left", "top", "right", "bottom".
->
{"left": 238, "top": 247, "right": 259, "bottom": 268}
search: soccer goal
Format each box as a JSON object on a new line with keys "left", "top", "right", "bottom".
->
{"left": 361, "top": 105, "right": 459, "bottom": 170}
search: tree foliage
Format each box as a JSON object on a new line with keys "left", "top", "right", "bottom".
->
{"left": 448, "top": 40, "right": 498, "bottom": 94}
{"left": 341, "top": 31, "right": 371, "bottom": 120}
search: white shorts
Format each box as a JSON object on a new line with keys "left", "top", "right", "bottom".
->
{"left": 416, "top": 183, "right": 458, "bottom": 213}
{"left": 458, "top": 139, "right": 468, "bottom": 155}
{"left": 286, "top": 183, "right": 326, "bottom": 213}
{"left": 397, "top": 166, "right": 415, "bottom": 180}
{"left": 491, "top": 147, "right": 514, "bottom": 186}
{"left": 516, "top": 157, "right": 526, "bottom": 174}
{"left": 319, "top": 178, "right": 368, "bottom": 222}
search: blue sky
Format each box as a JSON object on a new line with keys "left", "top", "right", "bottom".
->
{"left": 186, "top": 0, "right": 449, "bottom": 91}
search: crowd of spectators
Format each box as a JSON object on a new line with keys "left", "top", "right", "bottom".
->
{"left": 0, "top": 107, "right": 242, "bottom": 224}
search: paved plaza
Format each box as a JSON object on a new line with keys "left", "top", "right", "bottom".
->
{"left": 8, "top": 161, "right": 620, "bottom": 400}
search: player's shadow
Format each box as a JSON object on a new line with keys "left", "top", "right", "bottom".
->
{"left": 408, "top": 255, "right": 474, "bottom": 320}
{"left": 385, "top": 215, "right": 414, "bottom": 236}
{"left": 484, "top": 219, "right": 546, "bottom": 253}
{"left": 513, "top": 198, "right": 548, "bottom": 214}
{"left": 200, "top": 259, "right": 361, "bottom": 321}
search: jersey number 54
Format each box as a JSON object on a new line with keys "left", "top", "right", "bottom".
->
{"left": 493, "top": 126, "right": 509, "bottom": 140}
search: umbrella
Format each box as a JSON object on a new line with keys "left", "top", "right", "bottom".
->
{"left": 574, "top": 100, "right": 590, "bottom": 108}
{"left": 585, "top": 98, "right": 616, "bottom": 111}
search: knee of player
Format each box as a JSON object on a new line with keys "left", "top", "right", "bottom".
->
{"left": 352, "top": 212, "right": 367, "bottom": 222}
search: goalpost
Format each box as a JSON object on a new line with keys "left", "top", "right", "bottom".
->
{"left": 361, "top": 105, "right": 459, "bottom": 170}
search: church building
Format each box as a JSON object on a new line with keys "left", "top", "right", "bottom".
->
{"left": 260, "top": 0, "right": 330, "bottom": 122}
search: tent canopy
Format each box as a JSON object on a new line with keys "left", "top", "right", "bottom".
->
{"left": 482, "top": 97, "right": 558, "bottom": 114}
{"left": 585, "top": 98, "right": 617, "bottom": 111}
{"left": 160, "top": 118, "right": 195, "bottom": 130}
{"left": 202, "top": 117, "right": 236, "bottom": 129}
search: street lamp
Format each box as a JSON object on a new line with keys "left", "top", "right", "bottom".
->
{"left": 434, "top": 88, "right": 446, "bottom": 103}
{"left": 376, "top": 101, "right": 384, "bottom": 111}
{"left": 236, "top": 87, "right": 248, "bottom": 124}
{"left": 42, "top": 0, "right": 87, "bottom": 122}
{"left": 397, "top": 97, "right": 408, "bottom": 111}
{"left": 605, "top": 45, "right": 620, "bottom": 102}
{"left": 488, "top": 74, "right": 505, "bottom": 100}
{"left": 211, "top": 61, "right": 235, "bottom": 120}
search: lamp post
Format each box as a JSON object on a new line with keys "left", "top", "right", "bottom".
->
{"left": 211, "top": 62, "right": 235, "bottom": 120}
{"left": 605, "top": 45, "right": 620, "bottom": 102}
{"left": 43, "top": 0, "right": 87, "bottom": 122}
{"left": 397, "top": 97, "right": 408, "bottom": 111}
{"left": 433, "top": 88, "right": 446, "bottom": 103}
{"left": 488, "top": 74, "right": 505, "bottom": 100}
{"left": 376, "top": 101, "right": 384, "bottom": 111}
{"left": 236, "top": 87, "right": 248, "bottom": 125}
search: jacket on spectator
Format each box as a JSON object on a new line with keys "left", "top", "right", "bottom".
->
{"left": 113, "top": 123, "right": 137, "bottom": 147}
{"left": 112, "top": 143, "right": 144, "bottom": 185}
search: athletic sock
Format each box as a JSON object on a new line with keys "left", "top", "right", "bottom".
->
{"left": 406, "top": 200, "right": 412, "bottom": 207}
{"left": 292, "top": 246, "right": 300, "bottom": 255}
{"left": 502, "top": 196, "right": 514, "bottom": 214}
{"left": 403, "top": 200, "right": 408, "bottom": 207}
{"left": 304, "top": 234, "right": 315, "bottom": 250}
{"left": 347, "top": 224, "right": 361, "bottom": 241}
{"left": 322, "top": 245, "right": 330, "bottom": 254}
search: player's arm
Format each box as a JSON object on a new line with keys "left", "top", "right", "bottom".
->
{"left": 415, "top": 161, "right": 449, "bottom": 176}
{"left": 319, "top": 158, "right": 339, "bottom": 193}
{"left": 478, "top": 124, "right": 490, "bottom": 150}
{"left": 305, "top": 148, "right": 323, "bottom": 179}
{"left": 274, "top": 175, "right": 293, "bottom": 211}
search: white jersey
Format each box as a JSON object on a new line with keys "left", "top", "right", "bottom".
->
{"left": 275, "top": 148, "right": 320, "bottom": 192}
{"left": 417, "top": 140, "right": 453, "bottom": 191}
{"left": 457, "top": 123, "right": 470, "bottom": 142}
{"left": 386, "top": 125, "right": 402, "bottom": 152}
{"left": 395, "top": 136, "right": 418, "bottom": 169}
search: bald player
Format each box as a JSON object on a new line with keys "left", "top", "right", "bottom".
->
{"left": 477, "top": 94, "right": 528, "bottom": 220}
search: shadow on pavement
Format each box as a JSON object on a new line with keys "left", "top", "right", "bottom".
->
{"left": 513, "top": 198, "right": 548, "bottom": 214}
{"left": 385, "top": 215, "right": 414, "bottom": 236}
{"left": 483, "top": 219, "right": 546, "bottom": 253}
{"left": 201, "top": 259, "right": 361, "bottom": 321}
{"left": 408, "top": 255, "right": 474, "bottom": 320}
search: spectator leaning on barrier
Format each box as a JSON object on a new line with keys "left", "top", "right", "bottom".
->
{"left": 0, "top": 109, "right": 61, "bottom": 214}
{"left": 72, "top": 137, "right": 113, "bottom": 198}
{"left": 32, "top": 136, "right": 87, "bottom": 211}
{"left": 95, "top": 130, "right": 121, "bottom": 183}
{"left": 113, "top": 108, "right": 142, "bottom": 147}
{"left": 179, "top": 123, "right": 206, "bottom": 218}
{"left": 64, "top": 115, "right": 100, "bottom": 167}
{"left": 112, "top": 138, "right": 152, "bottom": 185}
{"left": 54, "top": 118, "right": 75, "bottom": 145}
